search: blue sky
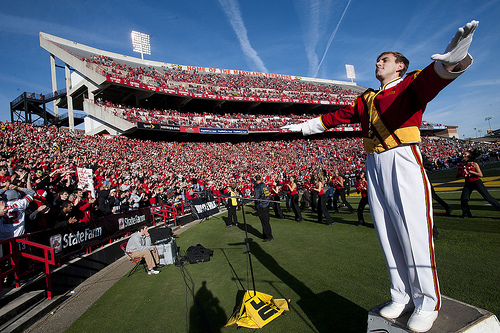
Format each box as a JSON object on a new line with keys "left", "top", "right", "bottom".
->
{"left": 0, "top": 0, "right": 499, "bottom": 139}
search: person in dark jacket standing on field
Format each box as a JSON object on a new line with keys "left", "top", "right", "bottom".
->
{"left": 254, "top": 175, "right": 273, "bottom": 242}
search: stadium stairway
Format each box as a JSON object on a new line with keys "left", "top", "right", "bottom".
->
{"left": 0, "top": 235, "right": 128, "bottom": 332}
{"left": 0, "top": 273, "right": 67, "bottom": 332}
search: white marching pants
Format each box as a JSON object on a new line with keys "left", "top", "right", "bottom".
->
{"left": 366, "top": 145, "right": 440, "bottom": 312}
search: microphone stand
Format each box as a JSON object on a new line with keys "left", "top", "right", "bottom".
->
{"left": 214, "top": 193, "right": 280, "bottom": 297}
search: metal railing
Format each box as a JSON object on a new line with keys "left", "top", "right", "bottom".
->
{"left": 0, "top": 235, "right": 55, "bottom": 299}
{"left": 16, "top": 239, "right": 56, "bottom": 299}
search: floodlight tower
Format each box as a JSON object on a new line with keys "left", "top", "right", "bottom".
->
{"left": 485, "top": 116, "right": 492, "bottom": 133}
{"left": 345, "top": 64, "right": 356, "bottom": 83}
{"left": 131, "top": 31, "right": 151, "bottom": 60}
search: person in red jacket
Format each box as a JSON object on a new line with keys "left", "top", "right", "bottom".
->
{"left": 456, "top": 149, "right": 500, "bottom": 218}
{"left": 282, "top": 20, "right": 478, "bottom": 333}
{"left": 72, "top": 188, "right": 96, "bottom": 223}
{"left": 312, "top": 172, "right": 333, "bottom": 225}
{"left": 354, "top": 170, "right": 368, "bottom": 227}
{"left": 286, "top": 176, "right": 302, "bottom": 222}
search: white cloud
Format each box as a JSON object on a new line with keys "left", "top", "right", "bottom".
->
{"left": 0, "top": 73, "right": 49, "bottom": 92}
{"left": 218, "top": 0, "right": 268, "bottom": 73}
{"left": 463, "top": 79, "right": 500, "bottom": 87}
{"left": 305, "top": 0, "right": 322, "bottom": 77}
{"left": 0, "top": 13, "right": 123, "bottom": 49}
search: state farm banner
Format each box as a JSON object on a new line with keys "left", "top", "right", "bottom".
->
{"left": 30, "top": 208, "right": 152, "bottom": 258}
{"left": 189, "top": 197, "right": 219, "bottom": 220}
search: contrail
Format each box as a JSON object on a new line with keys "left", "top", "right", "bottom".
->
{"left": 305, "top": 0, "right": 322, "bottom": 77}
{"left": 313, "top": 0, "right": 352, "bottom": 77}
{"left": 218, "top": 0, "right": 268, "bottom": 73}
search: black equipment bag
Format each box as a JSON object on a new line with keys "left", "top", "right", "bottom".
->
{"left": 186, "top": 244, "right": 214, "bottom": 264}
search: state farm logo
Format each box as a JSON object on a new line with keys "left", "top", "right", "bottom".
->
{"left": 118, "top": 218, "right": 125, "bottom": 230}
{"left": 118, "top": 215, "right": 146, "bottom": 230}
{"left": 50, "top": 234, "right": 62, "bottom": 253}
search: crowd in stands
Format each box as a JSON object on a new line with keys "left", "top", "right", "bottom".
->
{"left": 92, "top": 100, "right": 447, "bottom": 132}
{"left": 0, "top": 121, "right": 498, "bottom": 238}
{"left": 82, "top": 54, "right": 359, "bottom": 105}
{"left": 94, "top": 99, "right": 332, "bottom": 130}
{"left": 43, "top": 36, "right": 358, "bottom": 105}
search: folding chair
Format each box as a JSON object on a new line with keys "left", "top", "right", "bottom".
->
{"left": 120, "top": 242, "right": 148, "bottom": 277}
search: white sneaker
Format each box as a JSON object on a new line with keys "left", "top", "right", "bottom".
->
{"left": 379, "top": 301, "right": 414, "bottom": 319}
{"left": 148, "top": 269, "right": 160, "bottom": 275}
{"left": 407, "top": 309, "right": 438, "bottom": 332}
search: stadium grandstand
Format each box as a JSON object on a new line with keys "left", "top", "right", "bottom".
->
{"left": 8, "top": 32, "right": 456, "bottom": 140}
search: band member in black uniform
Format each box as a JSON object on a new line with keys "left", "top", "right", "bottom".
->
{"left": 313, "top": 172, "right": 334, "bottom": 225}
{"left": 287, "top": 175, "right": 303, "bottom": 222}
{"left": 354, "top": 170, "right": 368, "bottom": 226}
{"left": 269, "top": 179, "right": 284, "bottom": 219}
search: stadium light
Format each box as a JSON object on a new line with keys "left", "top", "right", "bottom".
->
{"left": 131, "top": 31, "right": 151, "bottom": 60}
{"left": 485, "top": 116, "right": 492, "bottom": 133}
{"left": 345, "top": 64, "right": 356, "bottom": 82}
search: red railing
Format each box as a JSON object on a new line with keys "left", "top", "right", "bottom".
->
{"left": 16, "top": 239, "right": 56, "bottom": 299}
{"left": 150, "top": 200, "right": 193, "bottom": 227}
{"left": 0, "top": 235, "right": 56, "bottom": 299}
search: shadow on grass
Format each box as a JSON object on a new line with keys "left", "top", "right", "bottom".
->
{"left": 224, "top": 238, "right": 367, "bottom": 332}
{"left": 300, "top": 209, "right": 375, "bottom": 228}
{"left": 189, "top": 281, "right": 228, "bottom": 333}
{"left": 237, "top": 219, "right": 264, "bottom": 239}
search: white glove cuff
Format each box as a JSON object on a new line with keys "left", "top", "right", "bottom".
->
{"left": 303, "top": 117, "right": 327, "bottom": 136}
{"left": 434, "top": 53, "right": 473, "bottom": 79}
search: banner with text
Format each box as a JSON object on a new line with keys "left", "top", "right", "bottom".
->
{"left": 189, "top": 197, "right": 219, "bottom": 219}
{"left": 30, "top": 208, "right": 152, "bottom": 258}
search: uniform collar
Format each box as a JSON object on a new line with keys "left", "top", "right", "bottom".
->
{"left": 380, "top": 76, "right": 403, "bottom": 91}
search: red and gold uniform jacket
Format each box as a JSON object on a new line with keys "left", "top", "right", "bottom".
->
{"left": 320, "top": 61, "right": 467, "bottom": 154}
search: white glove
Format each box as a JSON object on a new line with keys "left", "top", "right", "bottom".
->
{"left": 431, "top": 20, "right": 478, "bottom": 67}
{"left": 280, "top": 123, "right": 302, "bottom": 132}
{"left": 280, "top": 117, "right": 326, "bottom": 136}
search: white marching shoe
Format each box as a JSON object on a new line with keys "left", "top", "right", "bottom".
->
{"left": 407, "top": 309, "right": 438, "bottom": 332}
{"left": 379, "top": 301, "right": 414, "bottom": 319}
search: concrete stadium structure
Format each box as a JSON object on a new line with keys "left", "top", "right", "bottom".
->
{"left": 38, "top": 32, "right": 455, "bottom": 140}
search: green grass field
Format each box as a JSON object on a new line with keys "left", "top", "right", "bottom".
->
{"left": 67, "top": 162, "right": 500, "bottom": 333}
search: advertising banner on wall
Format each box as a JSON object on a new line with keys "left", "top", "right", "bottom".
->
{"left": 30, "top": 208, "right": 152, "bottom": 258}
{"left": 137, "top": 122, "right": 181, "bottom": 132}
{"left": 189, "top": 197, "right": 219, "bottom": 220}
